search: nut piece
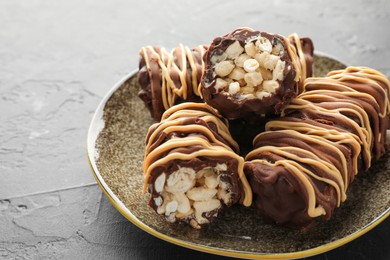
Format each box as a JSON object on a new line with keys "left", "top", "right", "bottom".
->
{"left": 152, "top": 164, "right": 234, "bottom": 228}
{"left": 240, "top": 86, "right": 255, "bottom": 95}
{"left": 217, "top": 188, "right": 231, "bottom": 205}
{"left": 229, "top": 67, "right": 245, "bottom": 80}
{"left": 214, "top": 78, "right": 229, "bottom": 91}
{"left": 235, "top": 53, "right": 250, "bottom": 67}
{"left": 263, "top": 80, "right": 279, "bottom": 93}
{"left": 273, "top": 60, "right": 286, "bottom": 81}
{"left": 166, "top": 169, "right": 195, "bottom": 193}
{"left": 244, "top": 42, "right": 257, "bottom": 57}
{"left": 156, "top": 192, "right": 170, "bottom": 214}
{"left": 254, "top": 52, "right": 267, "bottom": 65}
{"left": 210, "top": 52, "right": 228, "bottom": 64}
{"left": 272, "top": 42, "right": 284, "bottom": 55}
{"left": 243, "top": 59, "right": 260, "bottom": 73}
{"left": 173, "top": 193, "right": 191, "bottom": 214}
{"left": 215, "top": 60, "right": 235, "bottom": 77}
{"left": 154, "top": 173, "right": 166, "bottom": 193}
{"left": 225, "top": 41, "right": 244, "bottom": 59}
{"left": 205, "top": 171, "right": 219, "bottom": 188}
{"left": 165, "top": 200, "right": 178, "bottom": 215}
{"left": 244, "top": 72, "right": 263, "bottom": 87}
{"left": 154, "top": 196, "right": 163, "bottom": 207}
{"left": 256, "top": 37, "right": 272, "bottom": 53}
{"left": 215, "top": 163, "right": 228, "bottom": 171}
{"left": 186, "top": 187, "right": 218, "bottom": 201}
{"left": 228, "top": 82, "right": 240, "bottom": 95}
{"left": 195, "top": 169, "right": 207, "bottom": 179}
{"left": 263, "top": 54, "right": 280, "bottom": 70}
{"left": 193, "top": 199, "right": 221, "bottom": 224}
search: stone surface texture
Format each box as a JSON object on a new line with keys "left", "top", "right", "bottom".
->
{"left": 0, "top": 0, "right": 389, "bottom": 259}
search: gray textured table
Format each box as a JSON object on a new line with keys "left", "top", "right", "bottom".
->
{"left": 1, "top": 0, "right": 389, "bottom": 259}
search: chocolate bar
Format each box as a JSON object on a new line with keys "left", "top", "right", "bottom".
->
{"left": 143, "top": 103, "right": 252, "bottom": 228}
{"left": 201, "top": 27, "right": 313, "bottom": 120}
{"left": 244, "top": 67, "right": 390, "bottom": 230}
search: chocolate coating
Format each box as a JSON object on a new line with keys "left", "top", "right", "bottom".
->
{"left": 138, "top": 45, "right": 207, "bottom": 121}
{"left": 245, "top": 66, "right": 390, "bottom": 230}
{"left": 245, "top": 130, "right": 348, "bottom": 230}
{"left": 138, "top": 46, "right": 166, "bottom": 121}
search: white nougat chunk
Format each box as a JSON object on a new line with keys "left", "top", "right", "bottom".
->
{"left": 240, "top": 86, "right": 255, "bottom": 94}
{"left": 244, "top": 72, "right": 263, "bottom": 87}
{"left": 217, "top": 187, "right": 231, "bottom": 205}
{"left": 156, "top": 192, "right": 170, "bottom": 214}
{"left": 215, "top": 163, "right": 228, "bottom": 171}
{"left": 244, "top": 42, "right": 257, "bottom": 57}
{"left": 225, "top": 41, "right": 244, "bottom": 59}
{"left": 214, "top": 78, "right": 229, "bottom": 91}
{"left": 204, "top": 172, "right": 219, "bottom": 189}
{"left": 234, "top": 53, "right": 250, "bottom": 67}
{"left": 256, "top": 37, "right": 272, "bottom": 53}
{"left": 263, "top": 54, "right": 280, "bottom": 70}
{"left": 166, "top": 213, "right": 176, "bottom": 223}
{"left": 256, "top": 91, "right": 272, "bottom": 99}
{"left": 193, "top": 199, "right": 221, "bottom": 224}
{"left": 262, "top": 80, "right": 279, "bottom": 93}
{"left": 186, "top": 187, "right": 218, "bottom": 201}
{"left": 166, "top": 169, "right": 196, "bottom": 193}
{"left": 195, "top": 168, "right": 214, "bottom": 179}
{"left": 272, "top": 42, "right": 284, "bottom": 55}
{"left": 154, "top": 173, "right": 166, "bottom": 193}
{"left": 215, "top": 60, "right": 235, "bottom": 77}
{"left": 165, "top": 200, "right": 178, "bottom": 215}
{"left": 173, "top": 193, "right": 191, "bottom": 214}
{"left": 167, "top": 168, "right": 195, "bottom": 186}
{"left": 228, "top": 67, "right": 245, "bottom": 80}
{"left": 228, "top": 82, "right": 240, "bottom": 95}
{"left": 273, "top": 60, "right": 286, "bottom": 81}
{"left": 210, "top": 52, "right": 228, "bottom": 64}
{"left": 243, "top": 59, "right": 260, "bottom": 73}
{"left": 254, "top": 52, "right": 267, "bottom": 66}
{"left": 154, "top": 196, "right": 163, "bottom": 207}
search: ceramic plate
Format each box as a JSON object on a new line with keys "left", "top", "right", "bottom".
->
{"left": 87, "top": 53, "right": 390, "bottom": 259}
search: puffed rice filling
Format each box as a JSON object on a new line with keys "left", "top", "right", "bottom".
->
{"left": 153, "top": 164, "right": 233, "bottom": 229}
{"left": 208, "top": 36, "right": 286, "bottom": 100}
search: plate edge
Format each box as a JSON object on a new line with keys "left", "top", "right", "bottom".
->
{"left": 86, "top": 60, "right": 389, "bottom": 259}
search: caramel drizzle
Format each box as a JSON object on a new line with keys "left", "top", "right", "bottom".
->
{"left": 247, "top": 146, "right": 345, "bottom": 205}
{"left": 264, "top": 122, "right": 361, "bottom": 180}
{"left": 159, "top": 103, "right": 238, "bottom": 152}
{"left": 284, "top": 98, "right": 372, "bottom": 166}
{"left": 140, "top": 45, "right": 207, "bottom": 110}
{"left": 247, "top": 67, "right": 390, "bottom": 219}
{"left": 286, "top": 33, "right": 307, "bottom": 91}
{"left": 326, "top": 67, "right": 390, "bottom": 116}
{"left": 143, "top": 103, "right": 252, "bottom": 206}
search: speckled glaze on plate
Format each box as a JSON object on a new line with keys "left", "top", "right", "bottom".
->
{"left": 87, "top": 53, "right": 390, "bottom": 259}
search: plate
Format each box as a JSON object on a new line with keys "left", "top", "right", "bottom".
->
{"left": 87, "top": 53, "right": 390, "bottom": 259}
